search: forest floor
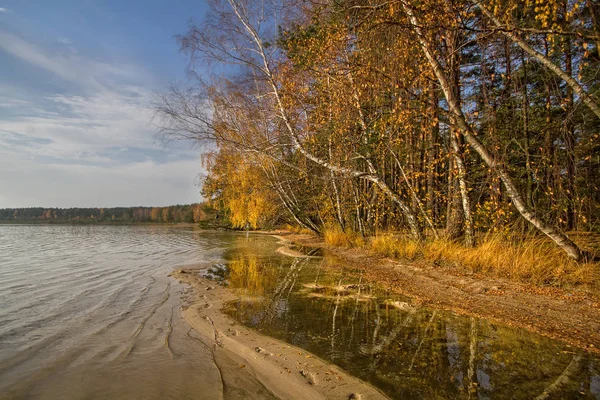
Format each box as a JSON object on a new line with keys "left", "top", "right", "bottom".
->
{"left": 270, "top": 231, "right": 600, "bottom": 355}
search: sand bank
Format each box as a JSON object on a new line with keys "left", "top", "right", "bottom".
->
{"left": 171, "top": 268, "right": 388, "bottom": 400}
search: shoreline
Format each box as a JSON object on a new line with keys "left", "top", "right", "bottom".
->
{"left": 170, "top": 267, "right": 388, "bottom": 400}
{"left": 167, "top": 230, "right": 600, "bottom": 398}
{"left": 270, "top": 231, "right": 600, "bottom": 355}
{"left": 0, "top": 221, "right": 201, "bottom": 226}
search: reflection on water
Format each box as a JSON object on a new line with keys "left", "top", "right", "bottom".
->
{"left": 2, "top": 228, "right": 599, "bottom": 399}
{"left": 220, "top": 236, "right": 600, "bottom": 399}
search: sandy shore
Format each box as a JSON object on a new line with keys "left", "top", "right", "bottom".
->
{"left": 170, "top": 267, "right": 388, "bottom": 400}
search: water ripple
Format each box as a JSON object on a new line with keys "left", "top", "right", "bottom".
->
{"left": 0, "top": 225, "right": 233, "bottom": 398}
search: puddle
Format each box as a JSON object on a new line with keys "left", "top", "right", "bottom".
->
{"left": 215, "top": 234, "right": 600, "bottom": 399}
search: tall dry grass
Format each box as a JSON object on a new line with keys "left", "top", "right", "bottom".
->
{"left": 370, "top": 234, "right": 420, "bottom": 260}
{"left": 321, "top": 227, "right": 599, "bottom": 287}
{"left": 323, "top": 226, "right": 364, "bottom": 248}
{"left": 421, "top": 235, "right": 597, "bottom": 286}
{"left": 282, "top": 224, "right": 315, "bottom": 235}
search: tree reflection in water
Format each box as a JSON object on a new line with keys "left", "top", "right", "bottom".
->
{"left": 218, "top": 235, "right": 600, "bottom": 399}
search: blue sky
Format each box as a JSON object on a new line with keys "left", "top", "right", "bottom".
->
{"left": 0, "top": 0, "right": 211, "bottom": 207}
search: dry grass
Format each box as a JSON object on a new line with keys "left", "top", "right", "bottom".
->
{"left": 421, "top": 235, "right": 597, "bottom": 287}
{"left": 370, "top": 234, "right": 420, "bottom": 260}
{"left": 282, "top": 224, "right": 315, "bottom": 235}
{"left": 323, "top": 226, "right": 365, "bottom": 248}
{"left": 322, "top": 228, "right": 599, "bottom": 288}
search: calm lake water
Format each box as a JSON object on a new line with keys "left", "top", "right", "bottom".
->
{"left": 0, "top": 225, "right": 236, "bottom": 399}
{"left": 0, "top": 225, "right": 598, "bottom": 399}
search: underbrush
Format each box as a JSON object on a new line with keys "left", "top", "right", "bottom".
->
{"left": 322, "top": 228, "right": 599, "bottom": 288}
{"left": 323, "top": 226, "right": 365, "bottom": 248}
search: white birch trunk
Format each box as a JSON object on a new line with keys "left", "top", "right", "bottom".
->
{"left": 400, "top": 0, "right": 587, "bottom": 261}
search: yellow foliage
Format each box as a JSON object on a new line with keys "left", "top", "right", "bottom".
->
{"left": 203, "top": 150, "right": 278, "bottom": 229}
{"left": 150, "top": 207, "right": 161, "bottom": 222}
{"left": 161, "top": 207, "right": 171, "bottom": 222}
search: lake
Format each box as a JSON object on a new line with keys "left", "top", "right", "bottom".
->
{"left": 0, "top": 225, "right": 598, "bottom": 399}
{"left": 0, "top": 225, "right": 232, "bottom": 399}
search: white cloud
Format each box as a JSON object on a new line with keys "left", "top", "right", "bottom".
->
{"left": 1, "top": 91, "right": 158, "bottom": 160}
{"left": 0, "top": 31, "right": 150, "bottom": 93}
{"left": 0, "top": 33, "right": 207, "bottom": 207}
{"left": 0, "top": 33, "right": 188, "bottom": 162}
{"left": 0, "top": 91, "right": 205, "bottom": 207}
{"left": 0, "top": 153, "right": 202, "bottom": 207}
{"left": 0, "top": 96, "right": 32, "bottom": 108}
{"left": 0, "top": 8, "right": 8, "bottom": 13}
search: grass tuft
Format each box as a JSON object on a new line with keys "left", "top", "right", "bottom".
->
{"left": 370, "top": 234, "right": 420, "bottom": 260}
{"left": 323, "top": 226, "right": 364, "bottom": 248}
{"left": 283, "top": 224, "right": 315, "bottom": 235}
{"left": 420, "top": 236, "right": 598, "bottom": 286}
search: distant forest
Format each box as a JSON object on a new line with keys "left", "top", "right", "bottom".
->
{"left": 0, "top": 204, "right": 213, "bottom": 224}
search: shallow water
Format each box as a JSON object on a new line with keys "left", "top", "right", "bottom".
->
{"left": 2, "top": 227, "right": 599, "bottom": 399}
{"left": 0, "top": 225, "right": 242, "bottom": 399}
{"left": 219, "top": 235, "right": 600, "bottom": 399}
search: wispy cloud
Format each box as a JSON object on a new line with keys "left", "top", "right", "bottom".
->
{"left": 0, "top": 89, "right": 197, "bottom": 164}
{"left": 0, "top": 31, "right": 203, "bottom": 207}
{"left": 0, "top": 8, "right": 9, "bottom": 13}
{"left": 0, "top": 32, "right": 169, "bottom": 162}
{"left": 0, "top": 31, "right": 150, "bottom": 93}
{"left": 0, "top": 96, "right": 32, "bottom": 108}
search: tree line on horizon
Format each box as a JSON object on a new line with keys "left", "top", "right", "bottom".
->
{"left": 157, "top": 0, "right": 600, "bottom": 261}
{"left": 0, "top": 204, "right": 213, "bottom": 224}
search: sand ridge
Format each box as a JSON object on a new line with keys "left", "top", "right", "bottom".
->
{"left": 171, "top": 267, "right": 389, "bottom": 400}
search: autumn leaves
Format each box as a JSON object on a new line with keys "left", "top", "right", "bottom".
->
{"left": 157, "top": 0, "right": 600, "bottom": 261}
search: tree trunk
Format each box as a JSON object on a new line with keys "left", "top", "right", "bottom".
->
{"left": 447, "top": 28, "right": 475, "bottom": 247}
{"left": 521, "top": 50, "right": 535, "bottom": 211}
{"left": 427, "top": 83, "right": 439, "bottom": 221}
{"left": 474, "top": 0, "right": 600, "bottom": 120}
{"left": 588, "top": 0, "right": 600, "bottom": 58}
{"left": 329, "top": 139, "right": 346, "bottom": 232}
{"left": 401, "top": 0, "right": 587, "bottom": 261}
{"left": 450, "top": 132, "right": 475, "bottom": 247}
{"left": 564, "top": 27, "right": 577, "bottom": 231}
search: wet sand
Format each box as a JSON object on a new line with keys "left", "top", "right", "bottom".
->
{"left": 171, "top": 268, "right": 389, "bottom": 400}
